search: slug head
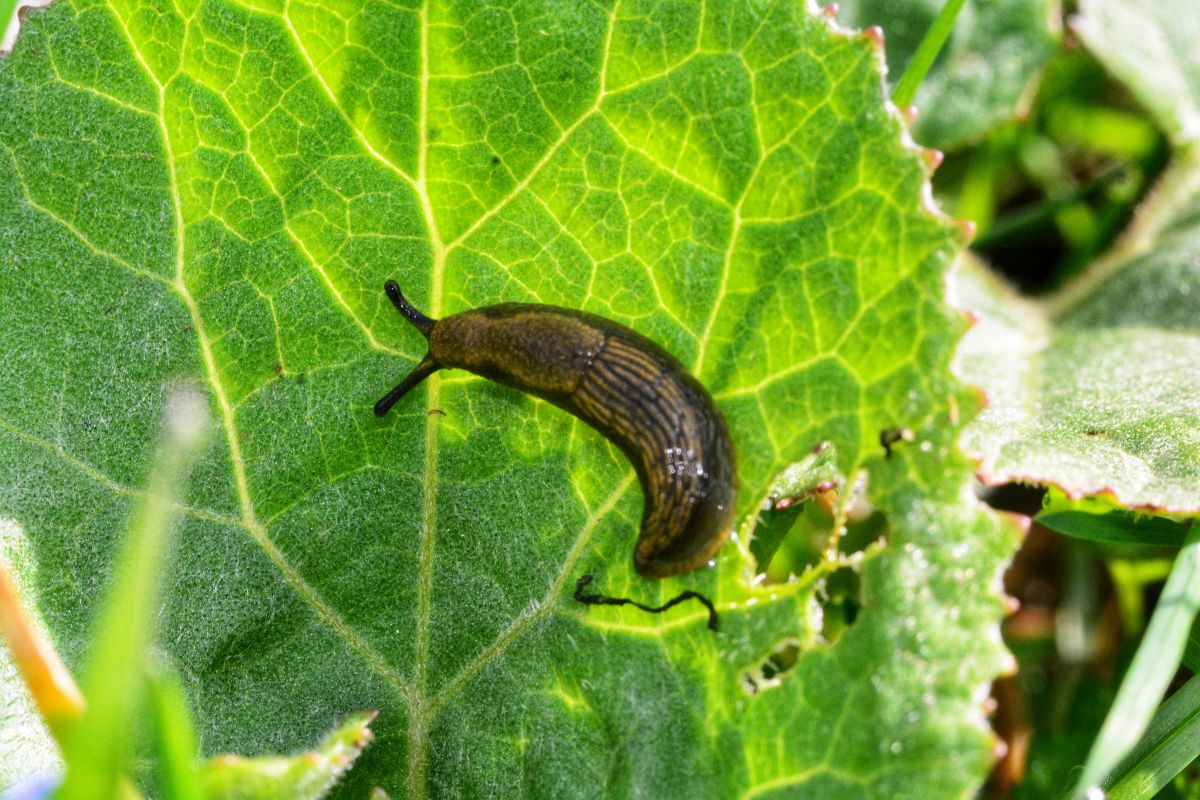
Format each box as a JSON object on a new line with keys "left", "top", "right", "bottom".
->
{"left": 374, "top": 280, "right": 441, "bottom": 416}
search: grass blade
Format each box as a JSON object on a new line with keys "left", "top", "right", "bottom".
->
{"left": 891, "top": 0, "right": 969, "bottom": 108}
{"left": 147, "top": 668, "right": 205, "bottom": 800}
{"left": 1104, "top": 672, "right": 1200, "bottom": 800}
{"left": 1038, "top": 508, "right": 1189, "bottom": 547}
{"left": 54, "top": 387, "right": 210, "bottom": 800}
{"left": 1068, "top": 522, "right": 1200, "bottom": 799}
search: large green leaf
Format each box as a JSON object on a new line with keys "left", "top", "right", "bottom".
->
{"left": 956, "top": 0, "right": 1200, "bottom": 511}
{"left": 0, "top": 2, "right": 1016, "bottom": 797}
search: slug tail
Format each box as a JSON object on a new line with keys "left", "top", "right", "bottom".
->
{"left": 374, "top": 354, "right": 440, "bottom": 416}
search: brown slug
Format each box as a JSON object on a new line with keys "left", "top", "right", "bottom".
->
{"left": 374, "top": 280, "right": 736, "bottom": 579}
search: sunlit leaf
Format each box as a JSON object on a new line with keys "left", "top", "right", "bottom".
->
{"left": 0, "top": 2, "right": 1015, "bottom": 797}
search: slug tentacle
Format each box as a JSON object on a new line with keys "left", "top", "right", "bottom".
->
{"left": 375, "top": 281, "right": 443, "bottom": 417}
{"left": 384, "top": 279, "right": 436, "bottom": 337}
{"left": 374, "top": 354, "right": 440, "bottom": 417}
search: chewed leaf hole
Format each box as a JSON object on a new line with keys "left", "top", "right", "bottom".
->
{"left": 749, "top": 442, "right": 843, "bottom": 577}
{"left": 815, "top": 565, "right": 864, "bottom": 647}
{"left": 749, "top": 442, "right": 889, "bottom": 582}
{"left": 741, "top": 639, "right": 800, "bottom": 695}
{"left": 740, "top": 565, "right": 865, "bottom": 696}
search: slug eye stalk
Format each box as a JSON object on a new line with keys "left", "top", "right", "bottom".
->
{"left": 375, "top": 281, "right": 441, "bottom": 417}
{"left": 384, "top": 280, "right": 436, "bottom": 336}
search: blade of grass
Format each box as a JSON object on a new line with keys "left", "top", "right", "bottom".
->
{"left": 147, "top": 668, "right": 204, "bottom": 800}
{"left": 891, "top": 0, "right": 969, "bottom": 109}
{"left": 1185, "top": 625, "right": 1200, "bottom": 673}
{"left": 54, "top": 386, "right": 210, "bottom": 800}
{"left": 1037, "top": 490, "right": 1193, "bottom": 548}
{"left": 1102, "top": 671, "right": 1200, "bottom": 800}
{"left": 1038, "top": 507, "right": 1190, "bottom": 547}
{"left": 1068, "top": 522, "right": 1200, "bottom": 799}
{"left": 973, "top": 162, "right": 1132, "bottom": 250}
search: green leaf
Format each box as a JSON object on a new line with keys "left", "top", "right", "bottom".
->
{"left": 1074, "top": 0, "right": 1200, "bottom": 147}
{"left": 201, "top": 711, "right": 376, "bottom": 800}
{"left": 0, "top": 2, "right": 1017, "bottom": 798}
{"left": 838, "top": 0, "right": 1061, "bottom": 149}
{"left": 147, "top": 668, "right": 205, "bottom": 800}
{"left": 956, "top": 147, "right": 1200, "bottom": 513}
{"left": 1038, "top": 491, "right": 1193, "bottom": 547}
{"left": 1104, "top": 672, "right": 1200, "bottom": 800}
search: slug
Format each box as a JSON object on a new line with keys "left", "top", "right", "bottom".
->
{"left": 374, "top": 280, "right": 736, "bottom": 579}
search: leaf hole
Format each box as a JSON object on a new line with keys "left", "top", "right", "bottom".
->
{"left": 749, "top": 444, "right": 887, "bottom": 582}
{"left": 741, "top": 638, "right": 799, "bottom": 695}
{"left": 748, "top": 442, "right": 843, "bottom": 577}
{"left": 754, "top": 499, "right": 887, "bottom": 580}
{"left": 814, "top": 564, "right": 864, "bottom": 647}
{"left": 739, "top": 564, "right": 866, "bottom": 696}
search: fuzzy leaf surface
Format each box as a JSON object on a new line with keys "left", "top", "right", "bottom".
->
{"left": 955, "top": 148, "right": 1200, "bottom": 511}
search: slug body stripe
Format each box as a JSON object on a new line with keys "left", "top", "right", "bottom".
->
{"left": 572, "top": 334, "right": 735, "bottom": 576}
